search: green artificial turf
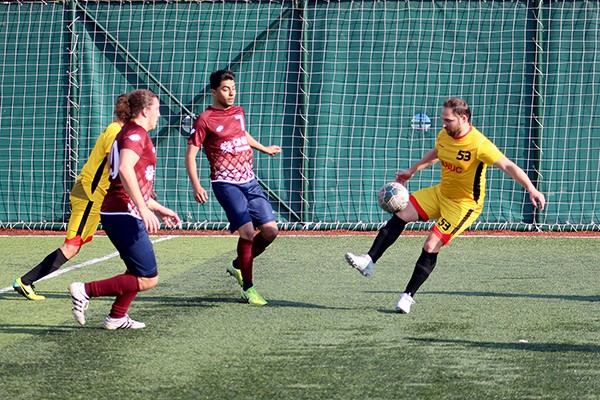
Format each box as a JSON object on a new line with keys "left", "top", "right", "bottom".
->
{"left": 0, "top": 235, "right": 598, "bottom": 399}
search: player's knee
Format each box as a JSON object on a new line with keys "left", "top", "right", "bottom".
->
{"left": 397, "top": 202, "right": 419, "bottom": 222}
{"left": 422, "top": 242, "right": 437, "bottom": 253}
{"left": 60, "top": 243, "right": 81, "bottom": 259}
{"left": 238, "top": 222, "right": 256, "bottom": 240}
{"left": 263, "top": 232, "right": 278, "bottom": 243}
{"left": 257, "top": 220, "right": 278, "bottom": 241}
{"left": 423, "top": 233, "right": 444, "bottom": 253}
{"left": 262, "top": 225, "right": 279, "bottom": 242}
{"left": 138, "top": 276, "right": 159, "bottom": 291}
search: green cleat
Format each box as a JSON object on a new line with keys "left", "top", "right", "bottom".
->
{"left": 241, "top": 286, "right": 268, "bottom": 306}
{"left": 13, "top": 278, "right": 45, "bottom": 301}
{"left": 226, "top": 262, "right": 243, "bottom": 287}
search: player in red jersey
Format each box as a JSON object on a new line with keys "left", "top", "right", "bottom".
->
{"left": 13, "top": 94, "right": 130, "bottom": 300}
{"left": 185, "top": 70, "right": 281, "bottom": 306}
{"left": 68, "top": 89, "right": 181, "bottom": 330}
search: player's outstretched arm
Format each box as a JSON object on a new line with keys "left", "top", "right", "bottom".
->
{"left": 494, "top": 156, "right": 546, "bottom": 210}
{"left": 246, "top": 132, "right": 281, "bottom": 156}
{"left": 396, "top": 148, "right": 439, "bottom": 185}
{"left": 185, "top": 144, "right": 209, "bottom": 203}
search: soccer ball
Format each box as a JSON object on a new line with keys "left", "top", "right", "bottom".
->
{"left": 377, "top": 182, "right": 409, "bottom": 213}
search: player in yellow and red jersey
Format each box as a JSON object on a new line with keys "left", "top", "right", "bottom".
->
{"left": 13, "top": 94, "right": 130, "bottom": 300}
{"left": 345, "top": 98, "right": 546, "bottom": 314}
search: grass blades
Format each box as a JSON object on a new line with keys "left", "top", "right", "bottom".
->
{"left": 0, "top": 235, "right": 599, "bottom": 399}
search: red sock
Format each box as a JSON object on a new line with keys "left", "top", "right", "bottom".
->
{"left": 237, "top": 237, "right": 254, "bottom": 288}
{"left": 252, "top": 232, "right": 273, "bottom": 259}
{"left": 85, "top": 273, "right": 140, "bottom": 297}
{"left": 109, "top": 291, "right": 139, "bottom": 319}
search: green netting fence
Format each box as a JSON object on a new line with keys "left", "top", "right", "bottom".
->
{"left": 0, "top": 0, "right": 598, "bottom": 231}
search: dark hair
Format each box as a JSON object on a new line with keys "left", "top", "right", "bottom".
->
{"left": 128, "top": 89, "right": 158, "bottom": 118}
{"left": 210, "top": 70, "right": 236, "bottom": 90}
{"left": 443, "top": 98, "right": 471, "bottom": 122}
{"left": 113, "top": 93, "right": 131, "bottom": 123}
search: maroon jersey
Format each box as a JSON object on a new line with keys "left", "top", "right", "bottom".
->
{"left": 188, "top": 106, "right": 254, "bottom": 183}
{"left": 101, "top": 121, "right": 157, "bottom": 218}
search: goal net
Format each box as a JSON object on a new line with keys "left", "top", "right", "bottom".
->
{"left": 0, "top": 0, "right": 598, "bottom": 232}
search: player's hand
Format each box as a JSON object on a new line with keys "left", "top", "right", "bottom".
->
{"left": 529, "top": 189, "right": 546, "bottom": 210}
{"left": 193, "top": 186, "right": 209, "bottom": 203}
{"left": 159, "top": 209, "right": 182, "bottom": 229}
{"left": 263, "top": 145, "right": 281, "bottom": 156}
{"left": 140, "top": 207, "right": 161, "bottom": 234}
{"left": 395, "top": 169, "right": 414, "bottom": 186}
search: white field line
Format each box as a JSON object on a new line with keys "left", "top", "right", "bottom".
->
{"left": 0, "top": 235, "right": 176, "bottom": 294}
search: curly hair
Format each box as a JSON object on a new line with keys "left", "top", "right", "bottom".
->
{"left": 128, "top": 89, "right": 158, "bottom": 119}
{"left": 113, "top": 93, "right": 131, "bottom": 123}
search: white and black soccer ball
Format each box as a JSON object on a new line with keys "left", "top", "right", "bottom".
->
{"left": 377, "top": 182, "right": 409, "bottom": 213}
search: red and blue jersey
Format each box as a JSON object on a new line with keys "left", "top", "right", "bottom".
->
{"left": 101, "top": 121, "right": 157, "bottom": 218}
{"left": 188, "top": 106, "right": 255, "bottom": 183}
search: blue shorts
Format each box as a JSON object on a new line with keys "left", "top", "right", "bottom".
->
{"left": 100, "top": 213, "right": 158, "bottom": 277}
{"left": 211, "top": 179, "right": 276, "bottom": 233}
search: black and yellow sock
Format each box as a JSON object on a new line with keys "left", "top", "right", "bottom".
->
{"left": 21, "top": 248, "right": 68, "bottom": 285}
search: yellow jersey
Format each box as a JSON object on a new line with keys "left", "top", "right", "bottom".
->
{"left": 70, "top": 121, "right": 122, "bottom": 202}
{"left": 436, "top": 125, "right": 504, "bottom": 204}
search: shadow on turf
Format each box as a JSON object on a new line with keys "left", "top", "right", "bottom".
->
{"left": 425, "top": 290, "right": 600, "bottom": 302}
{"left": 0, "top": 292, "right": 69, "bottom": 301}
{"left": 0, "top": 324, "right": 77, "bottom": 334}
{"left": 408, "top": 337, "right": 600, "bottom": 353}
{"left": 134, "top": 295, "right": 354, "bottom": 310}
{"left": 0, "top": 292, "right": 352, "bottom": 311}
{"left": 365, "top": 290, "right": 600, "bottom": 302}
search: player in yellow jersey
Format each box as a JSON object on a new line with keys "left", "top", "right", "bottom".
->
{"left": 13, "top": 94, "right": 131, "bottom": 300}
{"left": 345, "top": 98, "right": 546, "bottom": 314}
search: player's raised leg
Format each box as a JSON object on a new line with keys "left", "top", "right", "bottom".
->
{"left": 344, "top": 214, "right": 409, "bottom": 277}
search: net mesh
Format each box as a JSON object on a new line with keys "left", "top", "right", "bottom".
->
{"left": 0, "top": 0, "right": 598, "bottom": 231}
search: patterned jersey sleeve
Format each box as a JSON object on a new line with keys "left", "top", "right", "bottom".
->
{"left": 188, "top": 114, "right": 208, "bottom": 148}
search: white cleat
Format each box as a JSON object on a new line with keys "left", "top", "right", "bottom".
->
{"left": 69, "top": 282, "right": 90, "bottom": 326}
{"left": 396, "top": 292, "right": 415, "bottom": 314}
{"left": 344, "top": 253, "right": 375, "bottom": 277}
{"left": 104, "top": 315, "right": 146, "bottom": 330}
